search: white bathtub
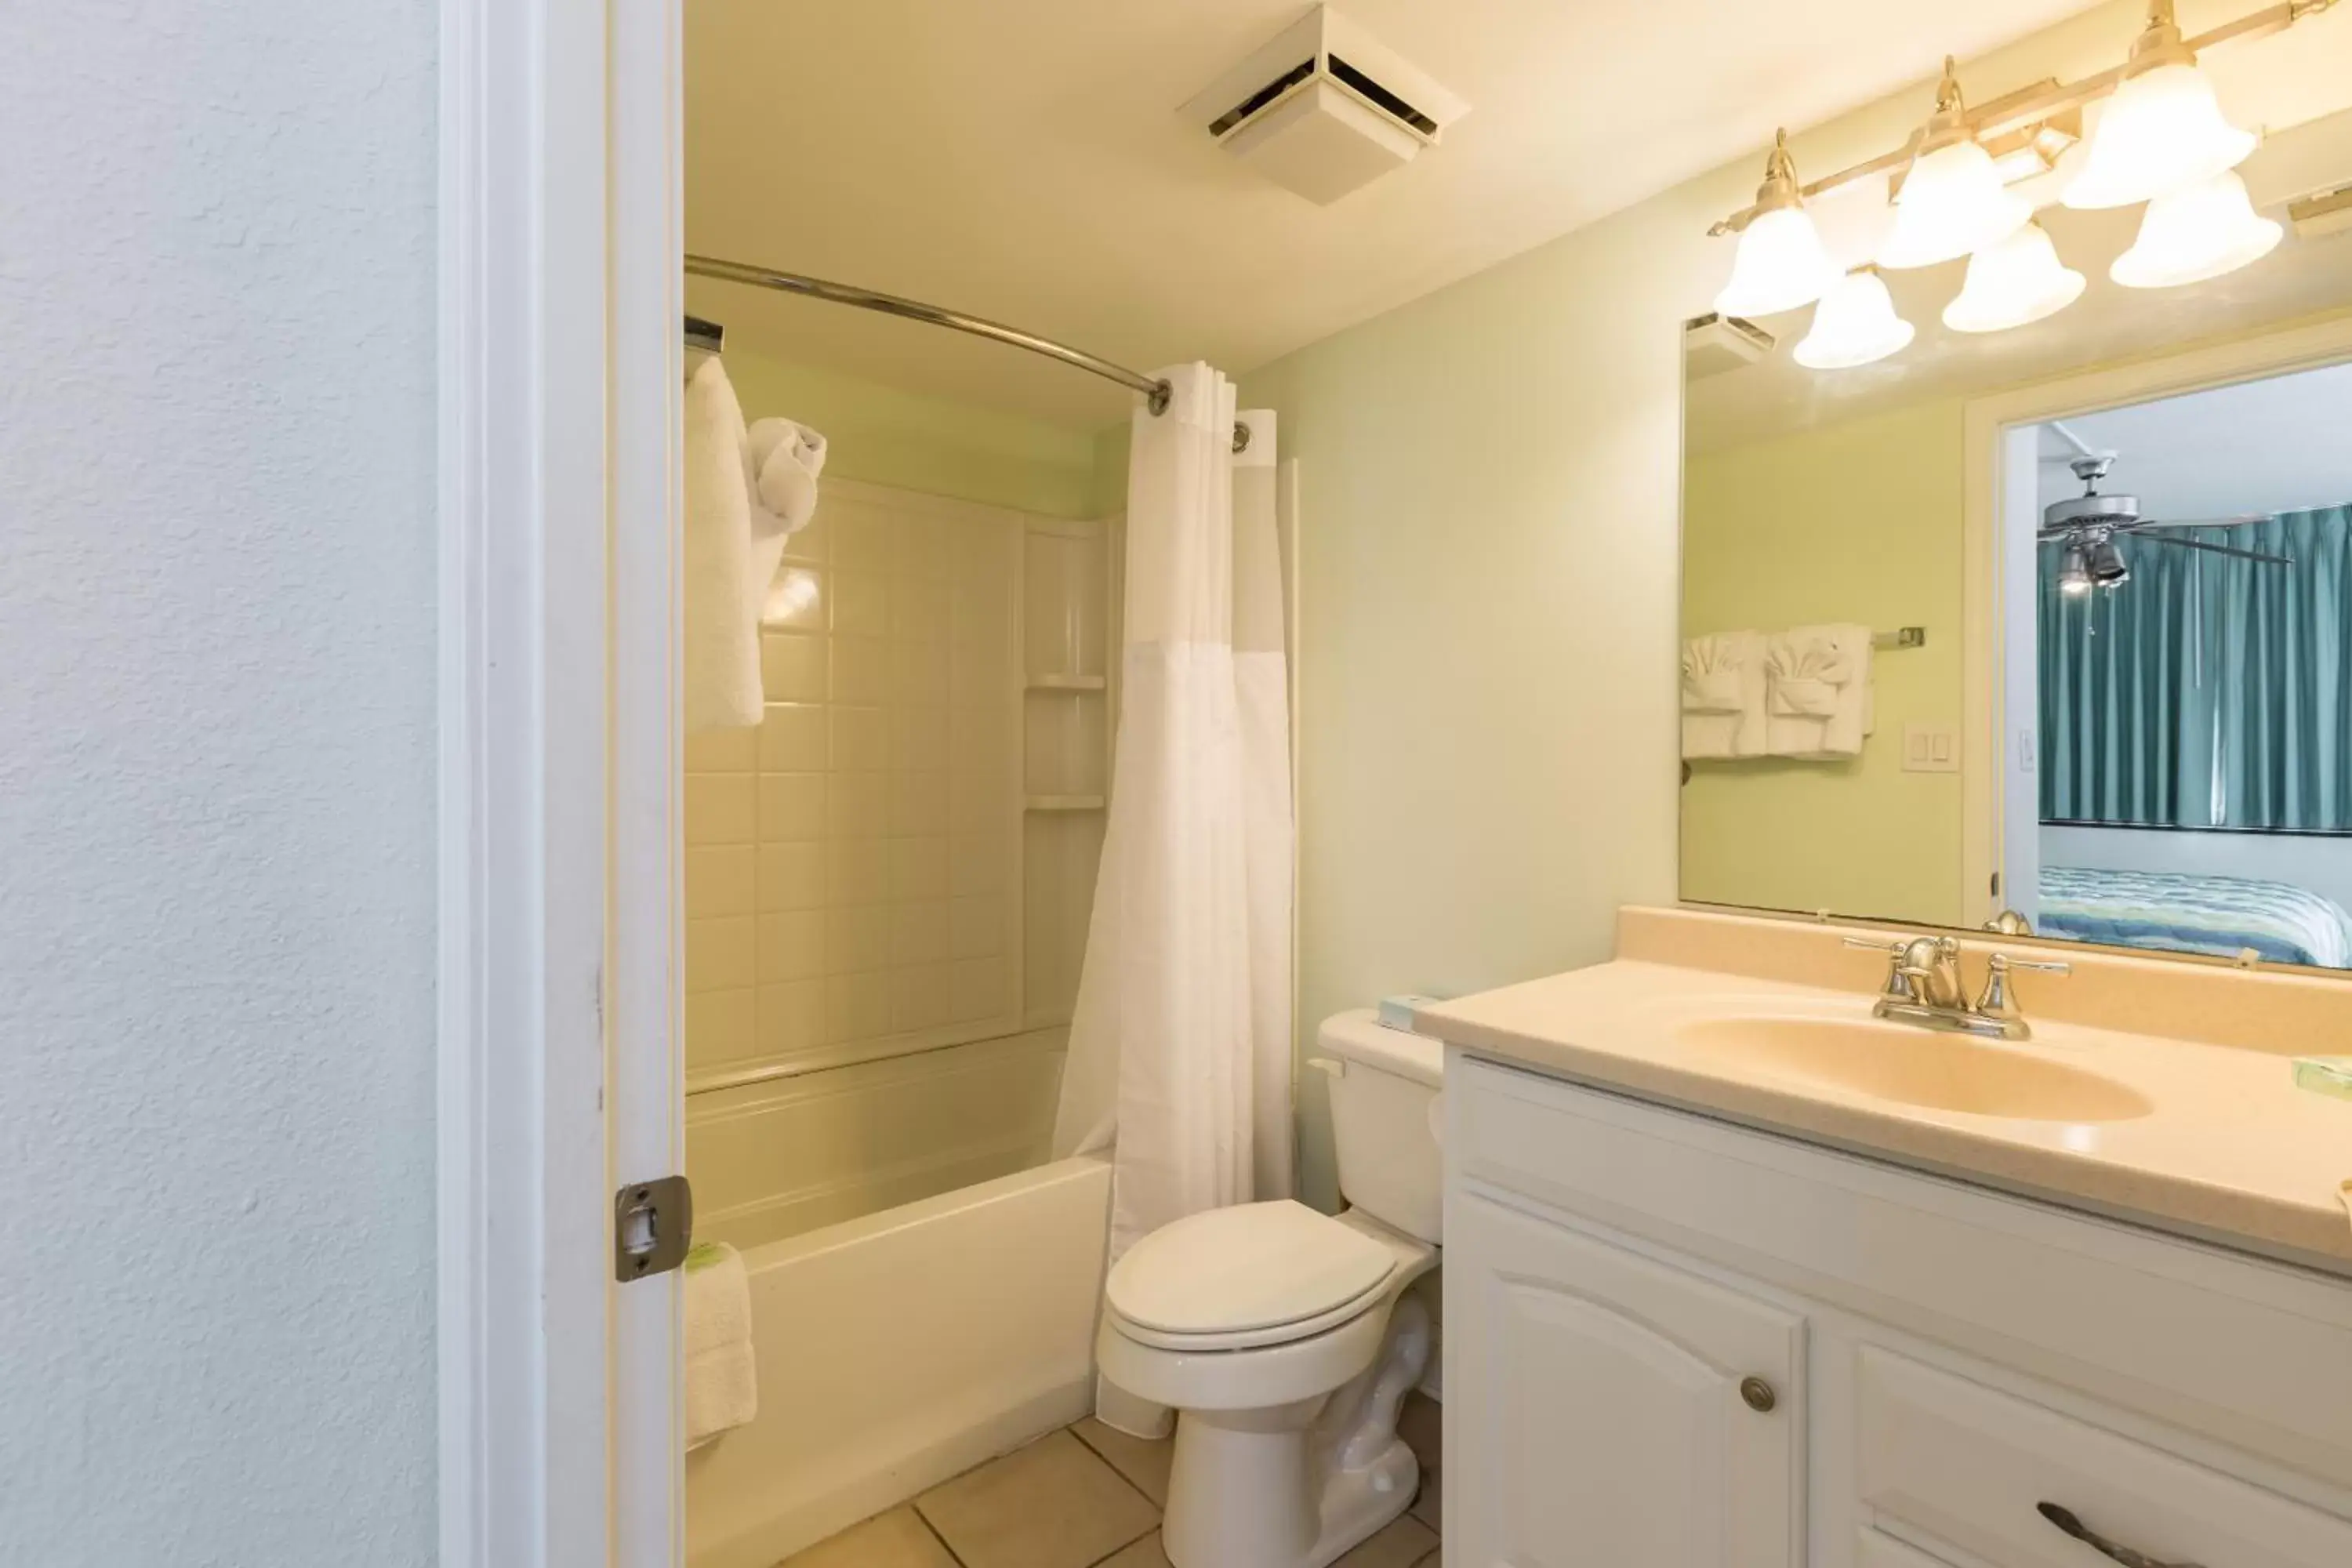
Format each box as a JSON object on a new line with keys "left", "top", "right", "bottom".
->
{"left": 686, "top": 1152, "right": 1113, "bottom": 1568}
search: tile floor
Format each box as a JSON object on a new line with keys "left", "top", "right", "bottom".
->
{"left": 779, "top": 1392, "right": 1443, "bottom": 1568}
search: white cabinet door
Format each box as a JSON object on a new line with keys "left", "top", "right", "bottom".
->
{"left": 1447, "top": 1190, "right": 1804, "bottom": 1568}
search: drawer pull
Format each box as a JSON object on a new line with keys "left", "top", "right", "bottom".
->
{"left": 1738, "top": 1376, "right": 1777, "bottom": 1412}
{"left": 2036, "top": 1503, "right": 2201, "bottom": 1568}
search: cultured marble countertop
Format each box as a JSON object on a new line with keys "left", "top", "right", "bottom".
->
{"left": 1418, "top": 956, "right": 2352, "bottom": 1278}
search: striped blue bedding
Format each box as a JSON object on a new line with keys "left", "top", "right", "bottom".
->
{"left": 2037, "top": 866, "right": 2352, "bottom": 970}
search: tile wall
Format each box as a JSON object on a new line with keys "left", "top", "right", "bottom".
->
{"left": 685, "top": 479, "right": 1112, "bottom": 1246}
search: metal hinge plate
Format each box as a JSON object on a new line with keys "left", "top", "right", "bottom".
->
{"left": 614, "top": 1174, "right": 694, "bottom": 1282}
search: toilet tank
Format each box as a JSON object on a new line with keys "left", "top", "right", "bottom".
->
{"left": 1313, "top": 1010, "right": 1444, "bottom": 1243}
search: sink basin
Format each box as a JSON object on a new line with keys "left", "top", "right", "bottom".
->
{"left": 1673, "top": 1014, "right": 2154, "bottom": 1123}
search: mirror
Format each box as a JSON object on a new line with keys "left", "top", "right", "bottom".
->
{"left": 1679, "top": 106, "right": 2352, "bottom": 971}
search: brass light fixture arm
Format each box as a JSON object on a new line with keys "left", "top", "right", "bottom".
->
{"left": 1706, "top": 0, "right": 2339, "bottom": 237}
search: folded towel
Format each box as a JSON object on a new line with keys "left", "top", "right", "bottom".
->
{"left": 684, "top": 359, "right": 764, "bottom": 733}
{"left": 685, "top": 1241, "right": 757, "bottom": 1450}
{"left": 1682, "top": 632, "right": 1767, "bottom": 760}
{"left": 1764, "top": 625, "right": 1871, "bottom": 758}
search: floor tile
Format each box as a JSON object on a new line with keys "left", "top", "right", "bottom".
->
{"left": 776, "top": 1505, "right": 956, "bottom": 1568}
{"left": 916, "top": 1430, "right": 1160, "bottom": 1568}
{"left": 1070, "top": 1417, "right": 1174, "bottom": 1507}
{"left": 1334, "top": 1515, "right": 1439, "bottom": 1568}
{"left": 1095, "top": 1532, "right": 1173, "bottom": 1567}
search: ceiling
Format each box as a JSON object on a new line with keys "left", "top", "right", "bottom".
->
{"left": 2034, "top": 361, "right": 2352, "bottom": 521}
{"left": 684, "top": 0, "right": 2099, "bottom": 429}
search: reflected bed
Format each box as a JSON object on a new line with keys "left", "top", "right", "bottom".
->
{"left": 2038, "top": 866, "right": 2352, "bottom": 970}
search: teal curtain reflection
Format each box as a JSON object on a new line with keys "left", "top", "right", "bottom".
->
{"left": 2040, "top": 505, "right": 2351, "bottom": 829}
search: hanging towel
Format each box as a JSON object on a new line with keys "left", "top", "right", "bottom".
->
{"left": 1765, "top": 624, "right": 1872, "bottom": 758}
{"left": 1681, "top": 631, "right": 1767, "bottom": 760}
{"left": 684, "top": 358, "right": 767, "bottom": 732}
{"left": 684, "top": 1242, "right": 757, "bottom": 1450}
{"left": 748, "top": 416, "right": 827, "bottom": 535}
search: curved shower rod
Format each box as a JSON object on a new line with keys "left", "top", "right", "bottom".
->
{"left": 684, "top": 253, "right": 1250, "bottom": 452}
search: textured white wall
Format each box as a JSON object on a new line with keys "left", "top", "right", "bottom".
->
{"left": 0, "top": 6, "right": 441, "bottom": 1564}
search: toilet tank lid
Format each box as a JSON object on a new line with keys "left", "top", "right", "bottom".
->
{"left": 1316, "top": 1009, "right": 1443, "bottom": 1087}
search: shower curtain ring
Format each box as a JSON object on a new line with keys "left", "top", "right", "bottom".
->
{"left": 1148, "top": 379, "right": 1173, "bottom": 416}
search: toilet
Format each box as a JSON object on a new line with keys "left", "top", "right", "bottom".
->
{"left": 1096, "top": 1011, "right": 1443, "bottom": 1568}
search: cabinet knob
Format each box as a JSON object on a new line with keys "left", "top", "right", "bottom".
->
{"left": 1738, "top": 1375, "right": 1777, "bottom": 1413}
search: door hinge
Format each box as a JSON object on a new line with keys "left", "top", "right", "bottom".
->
{"left": 615, "top": 1174, "right": 694, "bottom": 1282}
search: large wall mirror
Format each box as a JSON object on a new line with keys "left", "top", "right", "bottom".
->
{"left": 1679, "top": 101, "right": 2352, "bottom": 973}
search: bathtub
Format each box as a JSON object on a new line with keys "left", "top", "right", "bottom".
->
{"left": 686, "top": 1152, "right": 1113, "bottom": 1568}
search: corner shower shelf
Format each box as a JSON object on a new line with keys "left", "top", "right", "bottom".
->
{"left": 1025, "top": 794, "right": 1106, "bottom": 812}
{"left": 1025, "top": 673, "right": 1107, "bottom": 691}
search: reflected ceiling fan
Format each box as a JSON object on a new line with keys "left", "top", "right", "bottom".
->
{"left": 2038, "top": 425, "right": 2292, "bottom": 596}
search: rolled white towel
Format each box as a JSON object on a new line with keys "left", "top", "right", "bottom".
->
{"left": 684, "top": 1242, "right": 757, "bottom": 1450}
{"left": 748, "top": 417, "right": 827, "bottom": 535}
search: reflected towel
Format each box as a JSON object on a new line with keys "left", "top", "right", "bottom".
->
{"left": 1682, "top": 632, "right": 1766, "bottom": 760}
{"left": 685, "top": 1242, "right": 757, "bottom": 1450}
{"left": 1765, "top": 625, "right": 1871, "bottom": 758}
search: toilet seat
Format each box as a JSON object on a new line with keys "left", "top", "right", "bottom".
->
{"left": 1105, "top": 1200, "right": 1399, "bottom": 1352}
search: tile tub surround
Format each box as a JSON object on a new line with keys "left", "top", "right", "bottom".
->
{"left": 774, "top": 1401, "right": 1444, "bottom": 1568}
{"left": 1417, "top": 906, "right": 2352, "bottom": 1275}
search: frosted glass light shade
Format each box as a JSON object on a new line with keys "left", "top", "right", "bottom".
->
{"left": 1795, "top": 270, "right": 1915, "bottom": 369}
{"left": 2111, "top": 170, "right": 2281, "bottom": 289}
{"left": 1715, "top": 205, "right": 1841, "bottom": 318}
{"left": 1878, "top": 139, "right": 2031, "bottom": 269}
{"left": 2063, "top": 62, "right": 2256, "bottom": 210}
{"left": 1942, "top": 222, "right": 2085, "bottom": 333}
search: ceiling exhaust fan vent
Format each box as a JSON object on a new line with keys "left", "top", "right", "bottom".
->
{"left": 1182, "top": 5, "right": 1469, "bottom": 205}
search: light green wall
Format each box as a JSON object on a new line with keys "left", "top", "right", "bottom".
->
{"left": 1237, "top": 189, "right": 1708, "bottom": 1210}
{"left": 1681, "top": 401, "right": 1969, "bottom": 928}
{"left": 724, "top": 345, "right": 1099, "bottom": 518}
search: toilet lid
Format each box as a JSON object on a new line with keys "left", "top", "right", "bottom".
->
{"left": 1106, "top": 1200, "right": 1397, "bottom": 1338}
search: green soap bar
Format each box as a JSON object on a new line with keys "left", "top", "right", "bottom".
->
{"left": 2292, "top": 1056, "right": 2352, "bottom": 1101}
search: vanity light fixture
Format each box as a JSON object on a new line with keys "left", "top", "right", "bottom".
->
{"left": 1705, "top": 0, "right": 2336, "bottom": 367}
{"left": 2057, "top": 541, "right": 2095, "bottom": 596}
{"left": 1713, "top": 130, "right": 1842, "bottom": 318}
{"left": 1942, "top": 220, "right": 2085, "bottom": 333}
{"left": 2062, "top": 0, "right": 2257, "bottom": 210}
{"left": 2111, "top": 169, "right": 2284, "bottom": 287}
{"left": 1794, "top": 267, "right": 1915, "bottom": 369}
{"left": 1878, "top": 59, "right": 2033, "bottom": 269}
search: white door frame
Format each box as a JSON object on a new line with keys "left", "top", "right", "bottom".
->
{"left": 437, "top": 2, "right": 686, "bottom": 1565}
{"left": 1959, "top": 310, "right": 2352, "bottom": 930}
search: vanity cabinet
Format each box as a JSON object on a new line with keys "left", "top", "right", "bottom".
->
{"left": 1443, "top": 1053, "right": 2352, "bottom": 1568}
{"left": 1450, "top": 1189, "right": 1802, "bottom": 1567}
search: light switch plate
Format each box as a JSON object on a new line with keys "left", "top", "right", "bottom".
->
{"left": 1904, "top": 722, "right": 1961, "bottom": 773}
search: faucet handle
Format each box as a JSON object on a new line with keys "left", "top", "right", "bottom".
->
{"left": 1975, "top": 950, "right": 2071, "bottom": 1026}
{"left": 1843, "top": 935, "right": 1913, "bottom": 1003}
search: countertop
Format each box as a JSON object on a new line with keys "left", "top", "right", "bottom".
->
{"left": 1418, "top": 953, "right": 2352, "bottom": 1278}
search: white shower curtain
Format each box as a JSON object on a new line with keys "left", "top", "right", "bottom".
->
{"left": 1054, "top": 365, "right": 1294, "bottom": 1263}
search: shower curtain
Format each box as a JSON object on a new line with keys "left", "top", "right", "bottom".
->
{"left": 1053, "top": 365, "right": 1294, "bottom": 1264}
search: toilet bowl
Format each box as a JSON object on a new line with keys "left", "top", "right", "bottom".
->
{"left": 1097, "top": 1011, "right": 1444, "bottom": 1568}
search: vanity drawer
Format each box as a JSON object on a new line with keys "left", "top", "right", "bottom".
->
{"left": 1854, "top": 1346, "right": 2352, "bottom": 1568}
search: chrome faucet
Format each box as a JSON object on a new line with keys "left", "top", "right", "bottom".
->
{"left": 1844, "top": 935, "right": 2071, "bottom": 1040}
